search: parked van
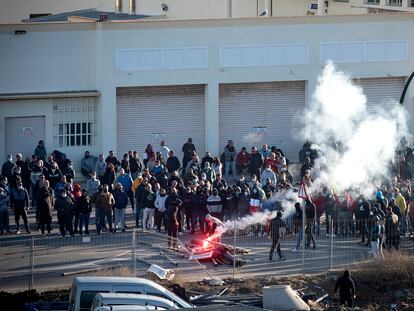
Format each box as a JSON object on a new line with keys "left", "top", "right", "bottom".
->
{"left": 68, "top": 277, "right": 193, "bottom": 311}
{"left": 95, "top": 306, "right": 165, "bottom": 311}
{"left": 90, "top": 293, "right": 178, "bottom": 310}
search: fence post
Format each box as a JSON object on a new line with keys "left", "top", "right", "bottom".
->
{"left": 330, "top": 215, "right": 334, "bottom": 270}
{"left": 233, "top": 220, "right": 236, "bottom": 279}
{"left": 302, "top": 201, "right": 305, "bottom": 274}
{"left": 29, "top": 236, "right": 34, "bottom": 290}
{"left": 132, "top": 229, "right": 137, "bottom": 277}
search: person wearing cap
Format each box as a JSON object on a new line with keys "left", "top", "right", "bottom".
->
{"left": 62, "top": 160, "right": 75, "bottom": 184}
{"left": 76, "top": 188, "right": 92, "bottom": 235}
{"left": 54, "top": 189, "right": 75, "bottom": 237}
{"left": 268, "top": 210, "right": 288, "bottom": 261}
{"left": 34, "top": 140, "right": 47, "bottom": 163}
{"left": 95, "top": 154, "right": 107, "bottom": 182}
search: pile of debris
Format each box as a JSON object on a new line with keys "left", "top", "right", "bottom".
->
{"left": 187, "top": 239, "right": 248, "bottom": 267}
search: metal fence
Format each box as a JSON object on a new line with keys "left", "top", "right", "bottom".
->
{"left": 0, "top": 221, "right": 413, "bottom": 292}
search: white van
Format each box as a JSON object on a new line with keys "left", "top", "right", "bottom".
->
{"left": 95, "top": 306, "right": 165, "bottom": 311}
{"left": 90, "top": 293, "right": 178, "bottom": 310}
{"left": 68, "top": 277, "right": 193, "bottom": 311}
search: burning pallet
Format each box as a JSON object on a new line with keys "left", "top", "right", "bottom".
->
{"left": 187, "top": 239, "right": 248, "bottom": 267}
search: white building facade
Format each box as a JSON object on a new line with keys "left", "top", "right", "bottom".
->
{"left": 1, "top": 14, "right": 414, "bottom": 167}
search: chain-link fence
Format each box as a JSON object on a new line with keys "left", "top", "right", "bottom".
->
{"left": 0, "top": 222, "right": 413, "bottom": 292}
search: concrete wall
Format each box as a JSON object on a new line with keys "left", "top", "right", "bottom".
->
{"left": 1, "top": 14, "right": 414, "bottom": 163}
{"left": 0, "top": 24, "right": 96, "bottom": 93}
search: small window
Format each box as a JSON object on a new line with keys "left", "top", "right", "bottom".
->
{"left": 366, "top": 0, "right": 380, "bottom": 3}
{"left": 29, "top": 13, "right": 51, "bottom": 19}
{"left": 79, "top": 291, "right": 109, "bottom": 311}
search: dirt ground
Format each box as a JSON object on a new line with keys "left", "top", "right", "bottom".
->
{"left": 1, "top": 253, "right": 414, "bottom": 311}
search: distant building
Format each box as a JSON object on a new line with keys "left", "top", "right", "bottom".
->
{"left": 1, "top": 0, "right": 414, "bottom": 24}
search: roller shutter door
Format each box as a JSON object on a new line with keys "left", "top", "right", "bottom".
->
{"left": 355, "top": 77, "right": 405, "bottom": 114}
{"left": 5, "top": 116, "right": 45, "bottom": 160}
{"left": 219, "top": 81, "right": 305, "bottom": 162}
{"left": 116, "top": 85, "right": 205, "bottom": 160}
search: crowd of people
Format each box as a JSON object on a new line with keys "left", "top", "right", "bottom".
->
{"left": 0, "top": 138, "right": 413, "bottom": 261}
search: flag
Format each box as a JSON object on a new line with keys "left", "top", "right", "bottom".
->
{"left": 298, "top": 179, "right": 308, "bottom": 199}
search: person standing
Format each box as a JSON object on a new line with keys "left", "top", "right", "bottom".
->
{"left": 165, "top": 188, "right": 182, "bottom": 250}
{"left": 158, "top": 141, "right": 171, "bottom": 162}
{"left": 76, "top": 189, "right": 92, "bottom": 235}
{"left": 154, "top": 187, "right": 168, "bottom": 232}
{"left": 94, "top": 184, "right": 115, "bottom": 234}
{"left": 141, "top": 183, "right": 156, "bottom": 229}
{"left": 206, "top": 189, "right": 222, "bottom": 220}
{"left": 10, "top": 181, "right": 30, "bottom": 234}
{"left": 182, "top": 138, "right": 196, "bottom": 172}
{"left": 0, "top": 187, "right": 11, "bottom": 234}
{"left": 116, "top": 168, "right": 134, "bottom": 211}
{"left": 86, "top": 171, "right": 101, "bottom": 196}
{"left": 370, "top": 216, "right": 384, "bottom": 258}
{"left": 269, "top": 211, "right": 287, "bottom": 261}
{"left": 129, "top": 151, "right": 142, "bottom": 180}
{"left": 105, "top": 151, "right": 120, "bottom": 172}
{"left": 249, "top": 147, "right": 264, "bottom": 179}
{"left": 113, "top": 184, "right": 128, "bottom": 233}
{"left": 34, "top": 140, "right": 47, "bottom": 163}
{"left": 305, "top": 199, "right": 317, "bottom": 249}
{"left": 54, "top": 189, "right": 74, "bottom": 237}
{"left": 166, "top": 150, "right": 180, "bottom": 175}
{"left": 2, "top": 155, "right": 15, "bottom": 181}
{"left": 80, "top": 151, "right": 96, "bottom": 177}
{"left": 95, "top": 154, "right": 107, "bottom": 182}
{"left": 37, "top": 180, "right": 54, "bottom": 235}
{"left": 292, "top": 202, "right": 303, "bottom": 252}
{"left": 224, "top": 140, "right": 237, "bottom": 181}
{"left": 334, "top": 270, "right": 356, "bottom": 307}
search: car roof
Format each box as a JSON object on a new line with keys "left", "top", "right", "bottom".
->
{"left": 75, "top": 277, "right": 158, "bottom": 286}
{"left": 94, "top": 292, "right": 175, "bottom": 304}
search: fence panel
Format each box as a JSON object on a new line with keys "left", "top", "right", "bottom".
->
{"left": 0, "top": 237, "right": 32, "bottom": 291}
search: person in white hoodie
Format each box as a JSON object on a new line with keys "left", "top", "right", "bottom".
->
{"left": 154, "top": 187, "right": 168, "bottom": 232}
{"left": 260, "top": 164, "right": 277, "bottom": 187}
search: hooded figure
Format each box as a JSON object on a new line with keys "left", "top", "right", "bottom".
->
{"left": 334, "top": 270, "right": 356, "bottom": 307}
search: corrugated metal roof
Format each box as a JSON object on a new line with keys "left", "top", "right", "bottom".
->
{"left": 22, "top": 9, "right": 151, "bottom": 23}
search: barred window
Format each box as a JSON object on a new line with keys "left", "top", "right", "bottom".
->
{"left": 53, "top": 97, "right": 97, "bottom": 147}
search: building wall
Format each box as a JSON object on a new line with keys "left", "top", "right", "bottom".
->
{"left": 0, "top": 24, "right": 96, "bottom": 93}
{"left": 1, "top": 14, "right": 414, "bottom": 164}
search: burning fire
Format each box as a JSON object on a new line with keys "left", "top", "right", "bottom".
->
{"left": 202, "top": 240, "right": 209, "bottom": 248}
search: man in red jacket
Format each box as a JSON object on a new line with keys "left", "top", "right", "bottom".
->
{"left": 236, "top": 147, "right": 250, "bottom": 176}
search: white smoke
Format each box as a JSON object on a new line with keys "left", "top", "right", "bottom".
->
{"left": 213, "top": 61, "right": 408, "bottom": 236}
{"left": 303, "top": 61, "right": 408, "bottom": 197}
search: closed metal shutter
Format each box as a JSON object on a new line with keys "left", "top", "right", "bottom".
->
{"left": 116, "top": 85, "right": 205, "bottom": 160}
{"left": 219, "top": 81, "right": 306, "bottom": 162}
{"left": 355, "top": 77, "right": 405, "bottom": 114}
{"left": 5, "top": 116, "right": 45, "bottom": 160}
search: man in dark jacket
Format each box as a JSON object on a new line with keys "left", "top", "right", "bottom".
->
{"left": 10, "top": 181, "right": 30, "bottom": 234}
{"left": 182, "top": 138, "right": 196, "bottom": 172}
{"left": 105, "top": 151, "right": 120, "bottom": 171}
{"left": 334, "top": 270, "right": 356, "bottom": 307}
{"left": 165, "top": 188, "right": 182, "bottom": 249}
{"left": 135, "top": 177, "right": 148, "bottom": 228}
{"left": 54, "top": 189, "right": 74, "bottom": 237}
{"left": 356, "top": 195, "right": 371, "bottom": 245}
{"left": 166, "top": 150, "right": 180, "bottom": 174}
{"left": 2, "top": 155, "right": 16, "bottom": 181}
{"left": 37, "top": 180, "right": 54, "bottom": 235}
{"left": 76, "top": 189, "right": 92, "bottom": 235}
{"left": 249, "top": 147, "right": 264, "bottom": 179}
{"left": 129, "top": 151, "right": 143, "bottom": 180}
{"left": 269, "top": 211, "right": 287, "bottom": 261}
